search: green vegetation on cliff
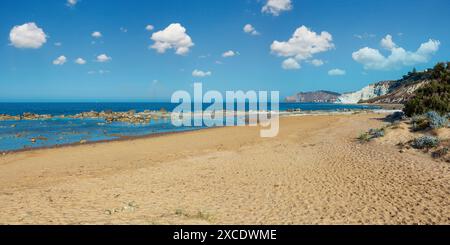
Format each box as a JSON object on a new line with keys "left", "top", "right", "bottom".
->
{"left": 403, "top": 62, "right": 450, "bottom": 116}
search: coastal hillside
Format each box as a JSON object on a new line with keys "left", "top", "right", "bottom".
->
{"left": 285, "top": 90, "right": 341, "bottom": 103}
{"left": 336, "top": 81, "right": 392, "bottom": 104}
{"left": 360, "top": 69, "right": 434, "bottom": 104}
{"left": 336, "top": 63, "right": 449, "bottom": 105}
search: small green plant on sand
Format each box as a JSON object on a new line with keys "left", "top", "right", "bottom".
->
{"left": 358, "top": 132, "right": 371, "bottom": 143}
{"left": 411, "top": 136, "right": 440, "bottom": 149}
{"left": 358, "top": 128, "right": 385, "bottom": 143}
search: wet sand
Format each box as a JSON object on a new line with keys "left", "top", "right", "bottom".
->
{"left": 0, "top": 113, "right": 448, "bottom": 224}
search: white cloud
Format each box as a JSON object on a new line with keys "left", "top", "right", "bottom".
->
{"left": 146, "top": 25, "right": 154, "bottom": 31}
{"left": 354, "top": 33, "right": 376, "bottom": 40}
{"left": 310, "top": 59, "right": 324, "bottom": 67}
{"left": 75, "top": 58, "right": 86, "bottom": 65}
{"left": 120, "top": 27, "right": 128, "bottom": 33}
{"left": 328, "top": 68, "right": 346, "bottom": 76}
{"left": 352, "top": 35, "right": 440, "bottom": 70}
{"left": 67, "top": 0, "right": 78, "bottom": 7}
{"left": 243, "top": 24, "right": 259, "bottom": 35}
{"left": 282, "top": 58, "right": 300, "bottom": 70}
{"left": 53, "top": 56, "right": 67, "bottom": 65}
{"left": 9, "top": 22, "right": 47, "bottom": 49}
{"left": 96, "top": 54, "right": 112, "bottom": 62}
{"left": 222, "top": 50, "right": 238, "bottom": 58}
{"left": 192, "top": 69, "right": 212, "bottom": 77}
{"left": 270, "top": 25, "right": 334, "bottom": 68}
{"left": 262, "top": 0, "right": 293, "bottom": 16}
{"left": 380, "top": 34, "right": 396, "bottom": 50}
{"left": 54, "top": 42, "right": 62, "bottom": 47}
{"left": 92, "top": 31, "right": 102, "bottom": 38}
{"left": 150, "top": 23, "right": 194, "bottom": 55}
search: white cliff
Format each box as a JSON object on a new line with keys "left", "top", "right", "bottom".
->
{"left": 336, "top": 82, "right": 391, "bottom": 104}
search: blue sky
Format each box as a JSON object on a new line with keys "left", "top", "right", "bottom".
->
{"left": 0, "top": 0, "right": 449, "bottom": 102}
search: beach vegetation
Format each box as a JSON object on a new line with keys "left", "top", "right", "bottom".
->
{"left": 368, "top": 128, "right": 385, "bottom": 138}
{"left": 426, "top": 111, "right": 448, "bottom": 129}
{"left": 432, "top": 147, "right": 449, "bottom": 159}
{"left": 358, "top": 128, "right": 385, "bottom": 143}
{"left": 410, "top": 111, "right": 448, "bottom": 131}
{"left": 386, "top": 111, "right": 406, "bottom": 122}
{"left": 411, "top": 136, "right": 440, "bottom": 149}
{"left": 358, "top": 132, "right": 371, "bottom": 143}
{"left": 404, "top": 62, "right": 450, "bottom": 117}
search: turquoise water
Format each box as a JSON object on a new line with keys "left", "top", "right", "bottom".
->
{"left": 0, "top": 102, "right": 378, "bottom": 152}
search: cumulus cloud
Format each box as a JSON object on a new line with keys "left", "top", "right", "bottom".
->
{"left": 53, "top": 56, "right": 67, "bottom": 65}
{"left": 92, "top": 31, "right": 102, "bottom": 38}
{"left": 96, "top": 54, "right": 112, "bottom": 62}
{"left": 262, "top": 0, "right": 292, "bottom": 16}
{"left": 9, "top": 22, "right": 47, "bottom": 49}
{"left": 222, "top": 50, "right": 238, "bottom": 58}
{"left": 328, "top": 68, "right": 346, "bottom": 76}
{"left": 380, "top": 34, "right": 396, "bottom": 50}
{"left": 75, "top": 58, "right": 86, "bottom": 65}
{"left": 352, "top": 35, "right": 440, "bottom": 70}
{"left": 150, "top": 23, "right": 194, "bottom": 55}
{"left": 146, "top": 25, "right": 154, "bottom": 31}
{"left": 282, "top": 58, "right": 300, "bottom": 70}
{"left": 192, "top": 69, "right": 212, "bottom": 77}
{"left": 67, "top": 0, "right": 78, "bottom": 7}
{"left": 243, "top": 24, "right": 259, "bottom": 35}
{"left": 310, "top": 59, "right": 324, "bottom": 67}
{"left": 120, "top": 27, "right": 128, "bottom": 33}
{"left": 270, "top": 25, "right": 334, "bottom": 69}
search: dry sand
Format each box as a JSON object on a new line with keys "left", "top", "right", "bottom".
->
{"left": 0, "top": 113, "right": 448, "bottom": 224}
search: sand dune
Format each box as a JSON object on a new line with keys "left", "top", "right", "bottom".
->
{"left": 0, "top": 113, "right": 448, "bottom": 224}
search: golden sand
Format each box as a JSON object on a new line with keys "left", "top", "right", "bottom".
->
{"left": 0, "top": 113, "right": 448, "bottom": 224}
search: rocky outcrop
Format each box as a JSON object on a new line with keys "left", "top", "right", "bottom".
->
{"left": 285, "top": 90, "right": 341, "bottom": 103}
{"left": 337, "top": 69, "right": 434, "bottom": 104}
{"left": 361, "top": 80, "right": 428, "bottom": 104}
{"left": 0, "top": 110, "right": 171, "bottom": 124}
{"left": 336, "top": 81, "right": 391, "bottom": 104}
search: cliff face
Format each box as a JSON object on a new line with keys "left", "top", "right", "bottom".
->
{"left": 285, "top": 90, "right": 341, "bottom": 103}
{"left": 336, "top": 70, "right": 433, "bottom": 104}
{"left": 336, "top": 81, "right": 391, "bottom": 104}
{"left": 362, "top": 80, "right": 428, "bottom": 104}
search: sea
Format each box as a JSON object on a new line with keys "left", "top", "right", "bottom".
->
{"left": 0, "top": 102, "right": 378, "bottom": 152}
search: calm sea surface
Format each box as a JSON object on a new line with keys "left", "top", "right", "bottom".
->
{"left": 0, "top": 102, "right": 378, "bottom": 151}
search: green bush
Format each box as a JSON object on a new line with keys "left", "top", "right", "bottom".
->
{"left": 358, "top": 128, "right": 385, "bottom": 143}
{"left": 411, "top": 136, "right": 440, "bottom": 149}
{"left": 403, "top": 62, "right": 450, "bottom": 117}
{"left": 411, "top": 115, "right": 429, "bottom": 131}
{"left": 410, "top": 111, "right": 448, "bottom": 131}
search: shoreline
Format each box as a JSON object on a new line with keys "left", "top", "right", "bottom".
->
{"left": 0, "top": 110, "right": 394, "bottom": 155}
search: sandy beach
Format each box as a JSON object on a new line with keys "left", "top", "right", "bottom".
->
{"left": 0, "top": 113, "right": 448, "bottom": 225}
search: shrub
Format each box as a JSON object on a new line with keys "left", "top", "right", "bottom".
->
{"left": 368, "top": 128, "right": 385, "bottom": 138}
{"left": 358, "top": 128, "right": 385, "bottom": 143}
{"left": 411, "top": 115, "right": 429, "bottom": 131}
{"left": 410, "top": 111, "right": 448, "bottom": 131}
{"left": 386, "top": 111, "right": 406, "bottom": 122}
{"left": 403, "top": 62, "right": 450, "bottom": 117}
{"left": 425, "top": 111, "right": 448, "bottom": 129}
{"left": 358, "top": 133, "right": 371, "bottom": 143}
{"left": 432, "top": 147, "right": 448, "bottom": 159}
{"left": 411, "top": 136, "right": 440, "bottom": 149}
